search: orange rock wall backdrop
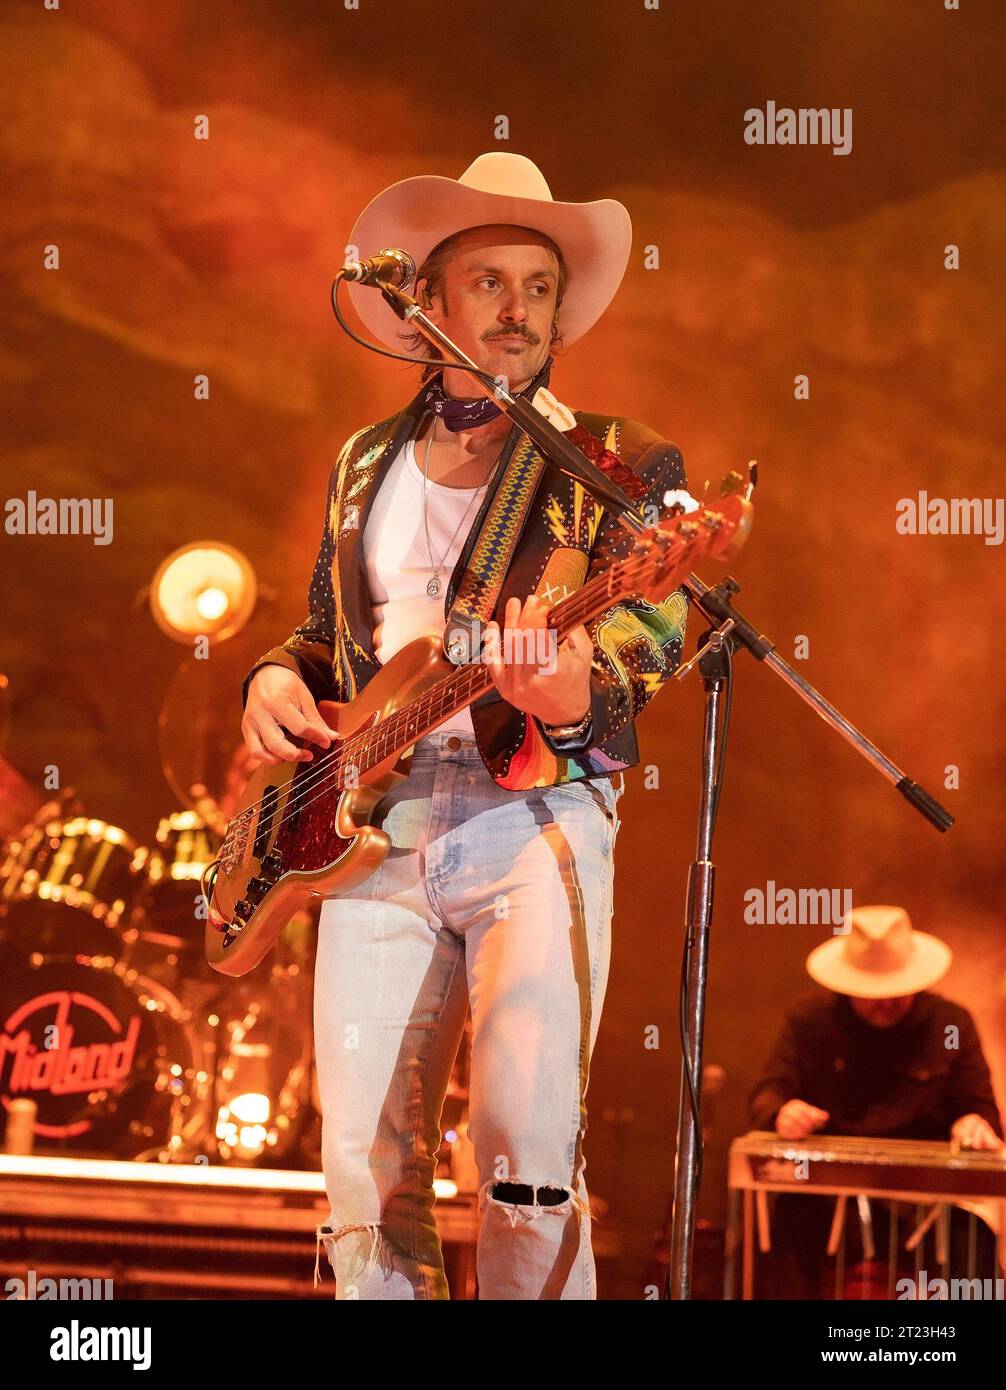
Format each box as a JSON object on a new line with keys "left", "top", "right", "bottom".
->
{"left": 1, "top": 0, "right": 1003, "bottom": 1296}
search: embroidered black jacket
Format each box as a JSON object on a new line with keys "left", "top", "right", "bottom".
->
{"left": 243, "top": 377, "right": 690, "bottom": 790}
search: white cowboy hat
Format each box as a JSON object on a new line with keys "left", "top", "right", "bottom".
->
{"left": 806, "top": 904, "right": 952, "bottom": 999}
{"left": 345, "top": 152, "right": 632, "bottom": 356}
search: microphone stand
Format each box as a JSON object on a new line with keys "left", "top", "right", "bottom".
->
{"left": 337, "top": 271, "right": 956, "bottom": 1300}
{"left": 374, "top": 280, "right": 650, "bottom": 534}
{"left": 666, "top": 575, "right": 953, "bottom": 1301}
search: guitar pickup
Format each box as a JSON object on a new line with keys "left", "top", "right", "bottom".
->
{"left": 252, "top": 785, "right": 279, "bottom": 860}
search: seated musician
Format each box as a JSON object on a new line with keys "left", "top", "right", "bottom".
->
{"left": 748, "top": 904, "right": 1004, "bottom": 1298}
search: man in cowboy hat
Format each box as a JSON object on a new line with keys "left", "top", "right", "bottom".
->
{"left": 748, "top": 905, "right": 1003, "bottom": 1297}
{"left": 240, "top": 154, "right": 691, "bottom": 1299}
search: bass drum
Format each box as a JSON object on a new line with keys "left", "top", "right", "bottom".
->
{"left": 0, "top": 815, "right": 143, "bottom": 957}
{"left": 0, "top": 952, "right": 211, "bottom": 1160}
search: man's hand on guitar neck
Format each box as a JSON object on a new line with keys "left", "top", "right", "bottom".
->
{"left": 243, "top": 664, "right": 339, "bottom": 766}
{"left": 484, "top": 594, "right": 593, "bottom": 728}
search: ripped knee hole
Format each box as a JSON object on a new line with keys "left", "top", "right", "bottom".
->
{"left": 489, "top": 1182, "right": 571, "bottom": 1207}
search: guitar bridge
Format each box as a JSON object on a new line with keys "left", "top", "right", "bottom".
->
{"left": 219, "top": 811, "right": 253, "bottom": 875}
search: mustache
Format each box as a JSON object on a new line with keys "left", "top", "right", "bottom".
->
{"left": 483, "top": 327, "right": 540, "bottom": 344}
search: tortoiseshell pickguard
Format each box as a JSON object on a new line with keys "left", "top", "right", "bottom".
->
{"left": 271, "top": 760, "right": 354, "bottom": 873}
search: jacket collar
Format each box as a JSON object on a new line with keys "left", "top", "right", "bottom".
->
{"left": 337, "top": 364, "right": 554, "bottom": 657}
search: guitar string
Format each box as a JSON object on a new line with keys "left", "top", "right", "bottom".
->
{"left": 226, "top": 533, "right": 673, "bottom": 839}
{"left": 223, "top": 531, "right": 702, "bottom": 856}
{"left": 223, "top": 524, "right": 711, "bottom": 853}
{"left": 223, "top": 554, "right": 636, "bottom": 853}
{"left": 226, "top": 541, "right": 640, "bottom": 832}
{"left": 226, "top": 521, "right": 713, "bottom": 854}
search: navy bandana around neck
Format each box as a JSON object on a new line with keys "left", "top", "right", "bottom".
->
{"left": 424, "top": 356, "right": 554, "bottom": 433}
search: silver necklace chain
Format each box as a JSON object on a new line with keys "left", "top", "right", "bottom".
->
{"left": 419, "top": 413, "right": 504, "bottom": 599}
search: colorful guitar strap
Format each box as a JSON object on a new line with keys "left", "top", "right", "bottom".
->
{"left": 441, "top": 383, "right": 647, "bottom": 666}
{"left": 442, "top": 423, "right": 550, "bottom": 665}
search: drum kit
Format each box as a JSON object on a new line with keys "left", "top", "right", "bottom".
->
{"left": 0, "top": 799, "right": 317, "bottom": 1165}
{"left": 0, "top": 650, "right": 324, "bottom": 1168}
{"left": 0, "top": 657, "right": 474, "bottom": 1184}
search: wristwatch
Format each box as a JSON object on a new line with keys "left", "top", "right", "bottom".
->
{"left": 538, "top": 709, "right": 594, "bottom": 755}
{"left": 542, "top": 710, "right": 593, "bottom": 740}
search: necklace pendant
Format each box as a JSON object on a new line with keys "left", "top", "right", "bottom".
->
{"left": 426, "top": 575, "right": 441, "bottom": 598}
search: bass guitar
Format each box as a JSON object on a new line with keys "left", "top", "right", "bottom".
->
{"left": 204, "top": 485, "right": 753, "bottom": 976}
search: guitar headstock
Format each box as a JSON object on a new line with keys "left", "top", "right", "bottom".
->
{"left": 632, "top": 479, "right": 754, "bottom": 605}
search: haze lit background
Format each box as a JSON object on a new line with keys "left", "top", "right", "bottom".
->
{"left": 1, "top": 0, "right": 1003, "bottom": 1296}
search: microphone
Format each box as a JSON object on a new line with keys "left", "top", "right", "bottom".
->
{"left": 340, "top": 247, "right": 415, "bottom": 289}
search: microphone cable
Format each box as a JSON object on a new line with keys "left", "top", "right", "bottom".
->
{"left": 329, "top": 272, "right": 501, "bottom": 388}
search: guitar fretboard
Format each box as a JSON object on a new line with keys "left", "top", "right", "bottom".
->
{"left": 336, "top": 516, "right": 709, "bottom": 778}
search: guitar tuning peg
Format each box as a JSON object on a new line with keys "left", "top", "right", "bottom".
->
{"left": 662, "top": 488, "right": 700, "bottom": 515}
{"left": 718, "top": 462, "right": 759, "bottom": 500}
{"left": 718, "top": 470, "right": 745, "bottom": 497}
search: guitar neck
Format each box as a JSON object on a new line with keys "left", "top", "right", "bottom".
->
{"left": 349, "top": 527, "right": 700, "bottom": 774}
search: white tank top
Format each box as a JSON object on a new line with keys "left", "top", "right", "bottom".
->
{"left": 362, "top": 436, "right": 490, "bottom": 735}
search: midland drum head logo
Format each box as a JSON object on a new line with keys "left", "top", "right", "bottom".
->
{"left": 0, "top": 989, "right": 140, "bottom": 1138}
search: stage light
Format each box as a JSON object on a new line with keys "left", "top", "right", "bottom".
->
{"left": 237, "top": 1124, "right": 268, "bottom": 1154}
{"left": 194, "top": 586, "right": 229, "bottom": 622}
{"left": 229, "top": 1092, "right": 271, "bottom": 1125}
{"left": 148, "top": 542, "right": 257, "bottom": 645}
{"left": 216, "top": 1083, "right": 282, "bottom": 1162}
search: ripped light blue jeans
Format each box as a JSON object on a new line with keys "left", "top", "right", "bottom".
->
{"left": 312, "top": 728, "right": 623, "bottom": 1299}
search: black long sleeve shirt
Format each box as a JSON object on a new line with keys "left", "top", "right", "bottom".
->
{"left": 748, "top": 990, "right": 1003, "bottom": 1141}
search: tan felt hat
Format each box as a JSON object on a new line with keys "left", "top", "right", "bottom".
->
{"left": 806, "top": 904, "right": 952, "bottom": 999}
{"left": 345, "top": 152, "right": 632, "bottom": 355}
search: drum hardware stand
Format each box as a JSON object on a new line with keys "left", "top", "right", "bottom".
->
{"left": 668, "top": 571, "right": 955, "bottom": 1300}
